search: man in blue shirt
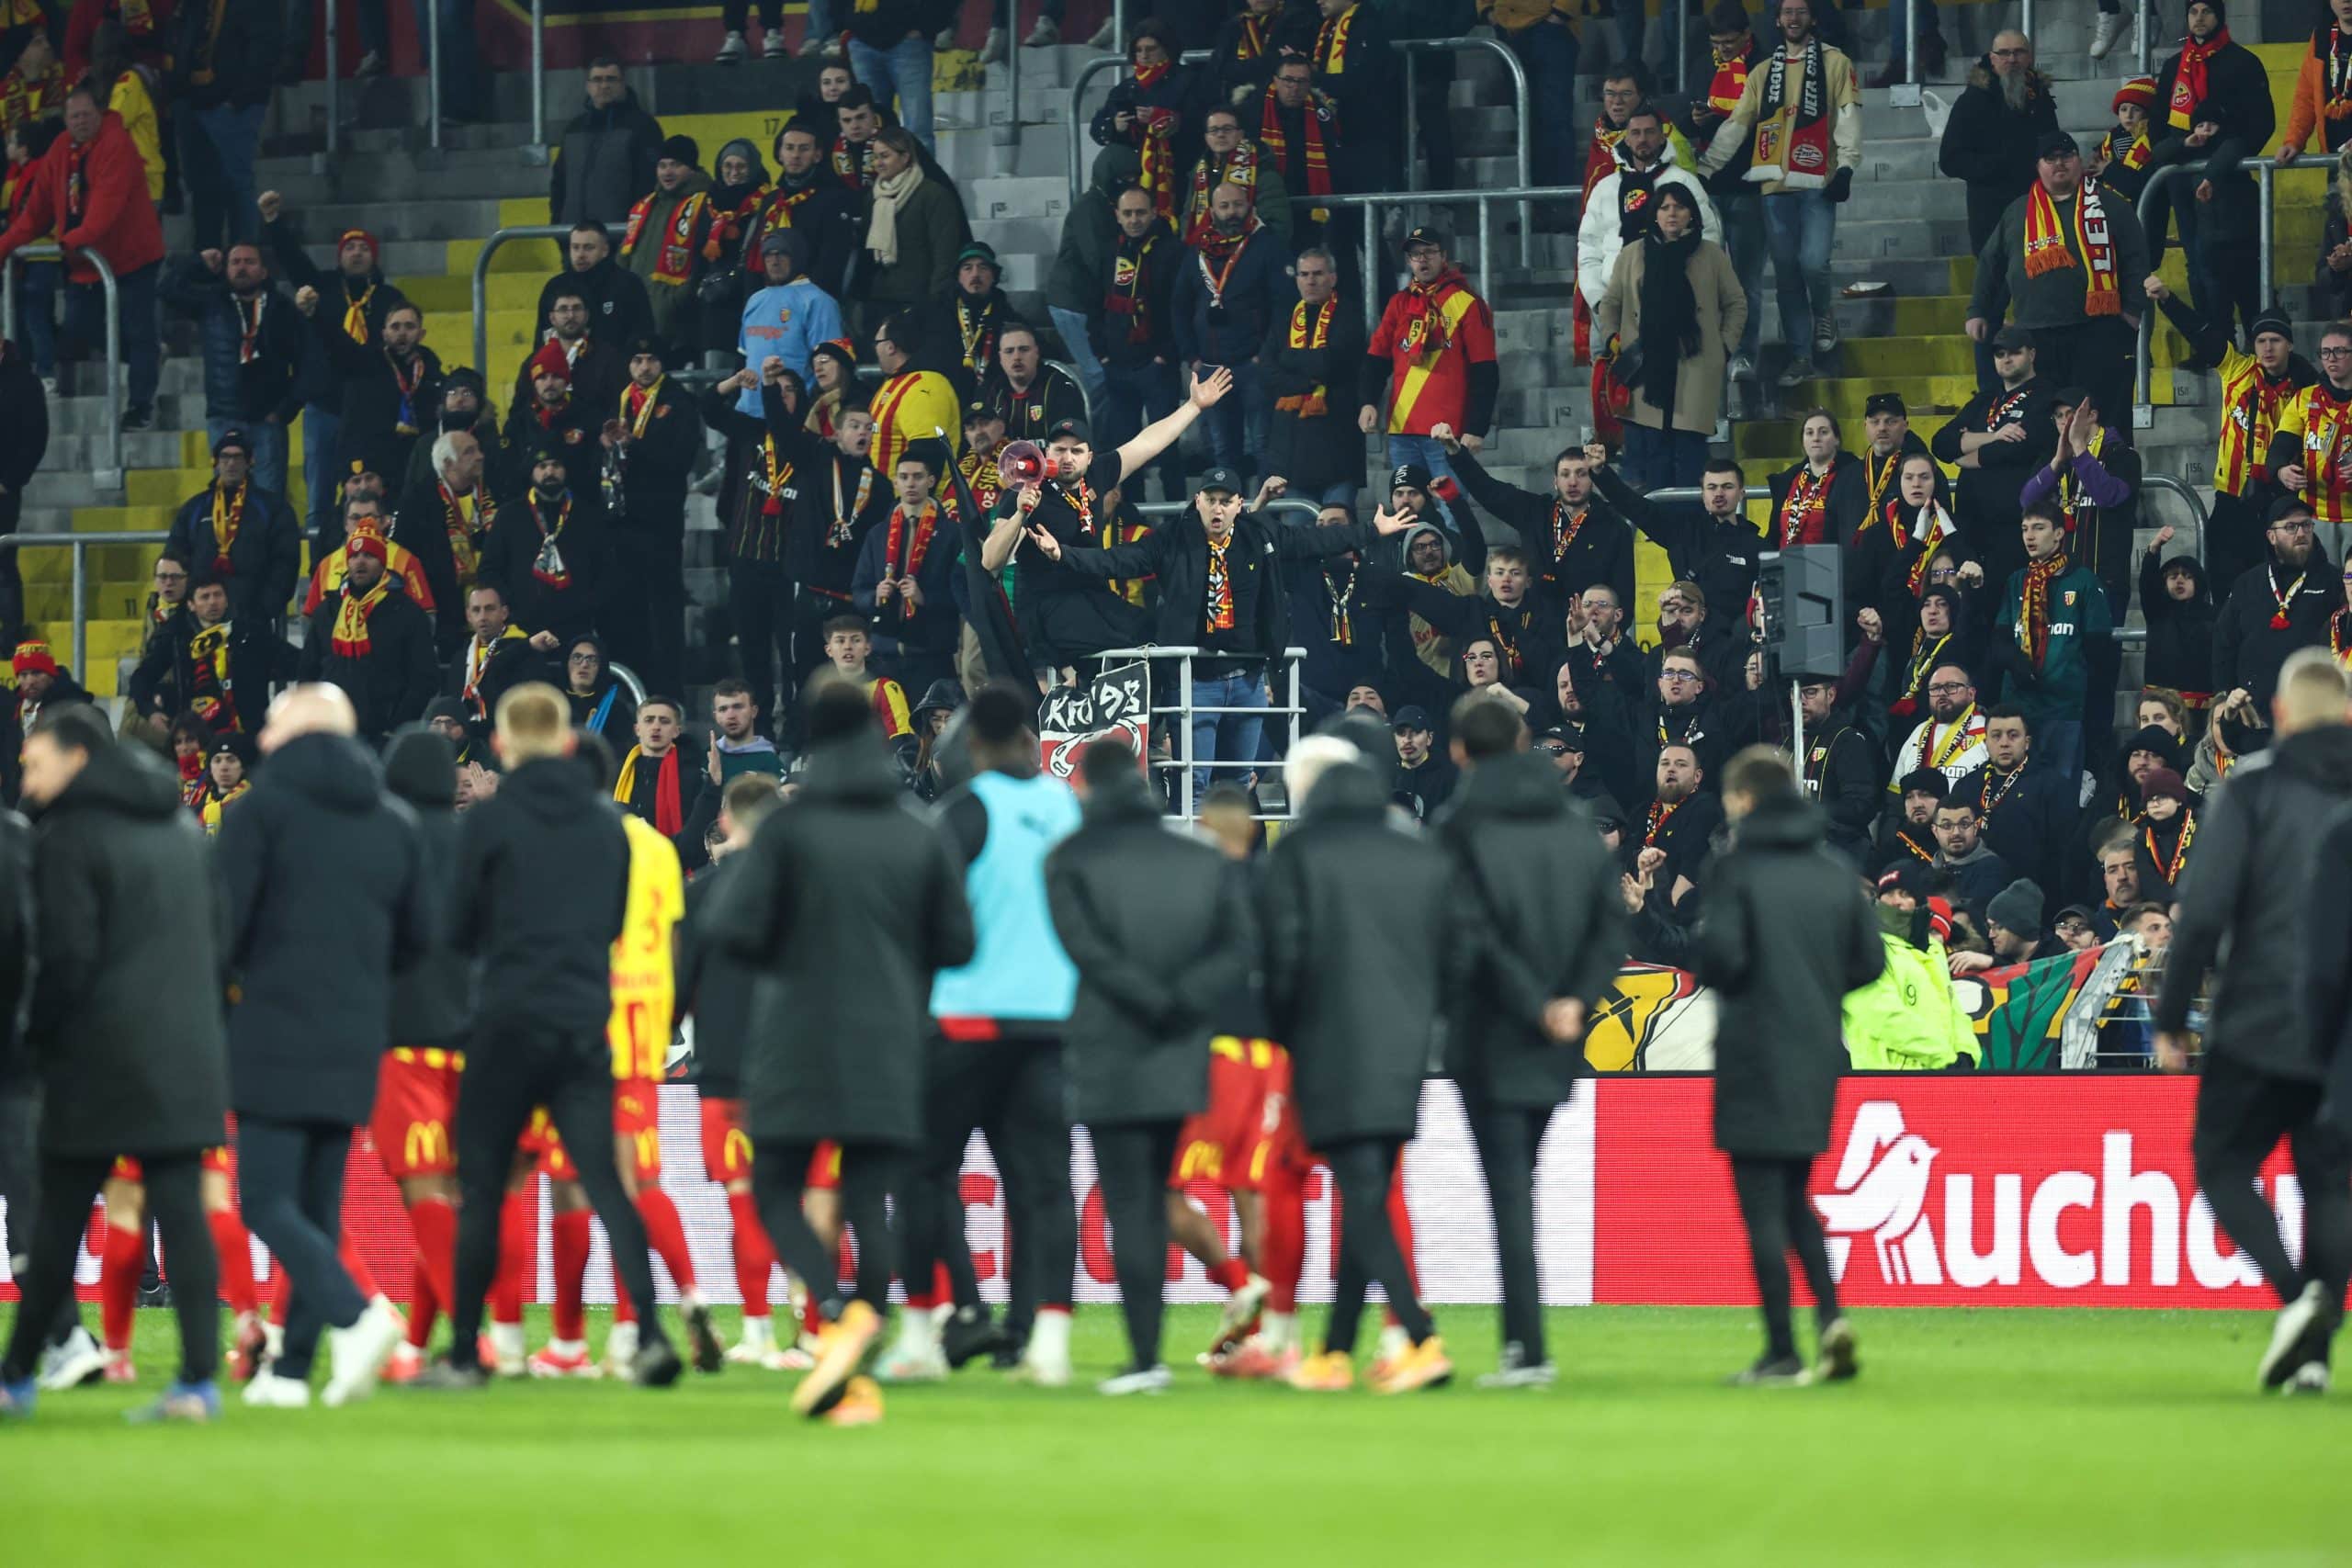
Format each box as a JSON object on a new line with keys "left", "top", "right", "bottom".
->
{"left": 735, "top": 229, "right": 843, "bottom": 416}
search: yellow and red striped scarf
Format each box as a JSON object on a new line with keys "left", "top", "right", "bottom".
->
{"left": 2022, "top": 182, "right": 2121, "bottom": 317}
{"left": 1707, "top": 37, "right": 1752, "bottom": 115}
{"left": 883, "top": 502, "right": 938, "bottom": 619}
{"left": 1259, "top": 86, "right": 1333, "bottom": 197}
{"left": 2168, "top": 28, "right": 2229, "bottom": 130}
{"left": 331, "top": 577, "right": 393, "bottom": 657}
{"left": 1313, "top": 6, "right": 1355, "bottom": 73}
{"left": 209, "top": 483, "right": 247, "bottom": 575}
{"left": 1274, "top": 299, "right": 1335, "bottom": 414}
{"left": 2018, "top": 550, "right": 2068, "bottom": 671}
{"left": 1205, "top": 532, "right": 1236, "bottom": 632}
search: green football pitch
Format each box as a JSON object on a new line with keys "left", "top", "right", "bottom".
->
{"left": 1, "top": 1304, "right": 2343, "bottom": 1565}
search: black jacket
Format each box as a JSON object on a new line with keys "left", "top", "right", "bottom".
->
{"left": 0, "top": 807, "right": 30, "bottom": 1089}
{"left": 1047, "top": 771, "right": 1257, "bottom": 1126}
{"left": 392, "top": 474, "right": 513, "bottom": 655}
{"left": 1262, "top": 760, "right": 1462, "bottom": 1145}
{"left": 678, "top": 853, "right": 757, "bottom": 1100}
{"left": 261, "top": 213, "right": 411, "bottom": 411}
{"left": 0, "top": 342, "right": 48, "bottom": 503}
{"left": 708, "top": 733, "right": 975, "bottom": 1145}
{"left": 742, "top": 177, "right": 865, "bottom": 303}
{"left": 611, "top": 376, "right": 705, "bottom": 531}
{"left": 536, "top": 259, "right": 656, "bottom": 355}
{"left": 1802, "top": 712, "right": 1883, "bottom": 868}
{"left": 2151, "top": 36, "right": 2277, "bottom": 225}
{"left": 1929, "top": 374, "right": 2058, "bottom": 591}
{"left": 482, "top": 485, "right": 607, "bottom": 649}
{"left": 1056, "top": 510, "right": 1383, "bottom": 661}
{"left": 1435, "top": 752, "right": 1627, "bottom": 1108}
{"left": 159, "top": 263, "right": 307, "bottom": 429}
{"left": 1261, "top": 294, "right": 1369, "bottom": 499}
{"left": 2300, "top": 799, "right": 2352, "bottom": 1118}
{"left": 1695, "top": 795, "right": 1885, "bottom": 1157}
{"left": 1170, "top": 226, "right": 1293, "bottom": 367}
{"left": 297, "top": 581, "right": 441, "bottom": 742}
{"left": 2161, "top": 724, "right": 2352, "bottom": 1078}
{"left": 1952, "top": 753, "right": 2076, "bottom": 902}
{"left": 25, "top": 739, "right": 231, "bottom": 1158}
{"left": 219, "top": 733, "right": 432, "bottom": 1124}
{"left": 1590, "top": 462, "right": 1762, "bottom": 633}
{"left": 452, "top": 754, "right": 631, "bottom": 1036}
{"left": 382, "top": 730, "right": 470, "bottom": 1050}
{"left": 315, "top": 325, "right": 445, "bottom": 499}
{"left": 126, "top": 610, "right": 296, "bottom": 734}
{"left": 1452, "top": 446, "right": 1634, "bottom": 617}
{"left": 172, "top": 0, "right": 278, "bottom": 107}
{"left": 1937, "top": 61, "right": 2060, "bottom": 250}
{"left": 2213, "top": 546, "right": 2344, "bottom": 705}
{"left": 2138, "top": 549, "right": 2216, "bottom": 698}
{"left": 551, "top": 88, "right": 665, "bottom": 227}
{"left": 165, "top": 481, "right": 303, "bottom": 626}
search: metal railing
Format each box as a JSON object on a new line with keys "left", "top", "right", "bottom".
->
{"left": 1, "top": 244, "right": 126, "bottom": 492}
{"left": 1334, "top": 184, "right": 1580, "bottom": 332}
{"left": 1066, "top": 37, "right": 1532, "bottom": 221}
{"left": 473, "top": 224, "right": 568, "bottom": 372}
{"left": 0, "top": 531, "right": 172, "bottom": 679}
{"left": 2132, "top": 156, "right": 2284, "bottom": 423}
{"left": 1089, "top": 643, "right": 1307, "bottom": 820}
{"left": 323, "top": 0, "right": 339, "bottom": 155}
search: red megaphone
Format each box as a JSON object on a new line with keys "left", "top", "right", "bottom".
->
{"left": 998, "top": 439, "right": 1047, "bottom": 486}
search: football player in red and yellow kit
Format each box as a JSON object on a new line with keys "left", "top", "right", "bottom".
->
{"left": 527, "top": 812, "right": 725, "bottom": 1377}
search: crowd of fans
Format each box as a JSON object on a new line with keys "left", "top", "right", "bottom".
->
{"left": 6, "top": 0, "right": 2352, "bottom": 1026}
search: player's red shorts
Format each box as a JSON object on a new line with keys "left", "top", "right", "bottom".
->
{"left": 110, "top": 1147, "right": 233, "bottom": 1184}
{"left": 696, "top": 1100, "right": 839, "bottom": 1190}
{"left": 370, "top": 1047, "right": 464, "bottom": 1179}
{"left": 1244, "top": 1046, "right": 1306, "bottom": 1187}
{"left": 1170, "top": 1037, "right": 1280, "bottom": 1191}
{"left": 530, "top": 1077, "right": 664, "bottom": 1184}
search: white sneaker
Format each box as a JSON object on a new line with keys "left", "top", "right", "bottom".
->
{"left": 762, "top": 28, "right": 787, "bottom": 57}
{"left": 1011, "top": 1318, "right": 1072, "bottom": 1388}
{"left": 322, "top": 1298, "right": 404, "bottom": 1407}
{"left": 2259, "top": 1281, "right": 2328, "bottom": 1390}
{"left": 716, "top": 28, "right": 747, "bottom": 62}
{"left": 1099, "top": 1363, "right": 1172, "bottom": 1396}
{"left": 2087, "top": 9, "right": 2122, "bottom": 59}
{"left": 876, "top": 1340, "right": 950, "bottom": 1382}
{"left": 1475, "top": 1342, "right": 1558, "bottom": 1390}
{"left": 1812, "top": 321, "right": 1840, "bottom": 358}
{"left": 489, "top": 1319, "right": 527, "bottom": 1378}
{"left": 603, "top": 1319, "right": 640, "bottom": 1378}
{"left": 243, "top": 1369, "right": 312, "bottom": 1409}
{"left": 35, "top": 1327, "right": 108, "bottom": 1392}
{"left": 1727, "top": 354, "right": 1756, "bottom": 384}
{"left": 2285, "top": 1361, "right": 2331, "bottom": 1396}
{"left": 1023, "top": 16, "right": 1058, "bottom": 45}
{"left": 978, "top": 25, "right": 1007, "bottom": 62}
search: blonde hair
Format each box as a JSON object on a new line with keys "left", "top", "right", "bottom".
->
{"left": 495, "top": 682, "right": 572, "bottom": 761}
{"left": 2275, "top": 648, "right": 2351, "bottom": 735}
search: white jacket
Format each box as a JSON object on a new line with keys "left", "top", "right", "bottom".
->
{"left": 1576, "top": 141, "right": 1722, "bottom": 313}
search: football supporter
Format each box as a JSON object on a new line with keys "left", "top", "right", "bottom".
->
{"left": 1357, "top": 226, "right": 1497, "bottom": 492}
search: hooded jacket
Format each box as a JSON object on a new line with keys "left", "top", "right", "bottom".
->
{"left": 2213, "top": 541, "right": 2344, "bottom": 705}
{"left": 1576, "top": 136, "right": 1722, "bottom": 311}
{"left": 1047, "top": 770, "right": 1257, "bottom": 1126}
{"left": 551, "top": 86, "right": 665, "bottom": 227}
{"left": 1048, "top": 145, "right": 1140, "bottom": 317}
{"left": 452, "top": 753, "right": 632, "bottom": 1036}
{"left": 383, "top": 729, "right": 470, "bottom": 1050}
{"left": 2161, "top": 723, "right": 2352, "bottom": 1077}
{"left": 1936, "top": 57, "right": 2060, "bottom": 249}
{"left": 1436, "top": 751, "right": 1628, "bottom": 1108}
{"left": 2138, "top": 549, "right": 2216, "bottom": 699}
{"left": 678, "top": 852, "right": 757, "bottom": 1099}
{"left": 1695, "top": 794, "right": 1885, "bottom": 1156}
{"left": 25, "top": 737, "right": 231, "bottom": 1157}
{"left": 0, "top": 808, "right": 28, "bottom": 1090}
{"left": 219, "top": 732, "right": 432, "bottom": 1124}
{"left": 1262, "top": 760, "right": 1464, "bottom": 1145}
{"left": 707, "top": 731, "right": 976, "bottom": 1145}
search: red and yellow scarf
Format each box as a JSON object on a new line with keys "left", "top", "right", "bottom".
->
{"left": 1313, "top": 6, "right": 1356, "bottom": 73}
{"left": 1233, "top": 10, "right": 1272, "bottom": 62}
{"left": 1644, "top": 797, "right": 1680, "bottom": 847}
{"left": 1274, "top": 299, "right": 1336, "bottom": 415}
{"left": 1259, "top": 85, "right": 1333, "bottom": 197}
{"left": 2144, "top": 808, "right": 2196, "bottom": 885}
{"left": 2169, "top": 28, "right": 2230, "bottom": 130}
{"left": 622, "top": 376, "right": 664, "bottom": 438}
{"left": 614, "top": 745, "right": 684, "bottom": 835}
{"left": 339, "top": 275, "right": 377, "bottom": 346}
{"left": 330, "top": 577, "right": 392, "bottom": 657}
{"left": 1707, "top": 36, "right": 1752, "bottom": 115}
{"left": 2320, "top": 23, "right": 2352, "bottom": 130}
{"left": 1104, "top": 228, "right": 1165, "bottom": 345}
{"left": 1779, "top": 460, "right": 1838, "bottom": 546}
{"left": 440, "top": 482, "right": 492, "bottom": 592}
{"left": 960, "top": 443, "right": 1004, "bottom": 514}
{"left": 1205, "top": 532, "right": 1236, "bottom": 632}
{"left": 0, "top": 58, "right": 60, "bottom": 134}
{"left": 2018, "top": 550, "right": 2068, "bottom": 671}
{"left": 622, "top": 190, "right": 710, "bottom": 286}
{"left": 1184, "top": 142, "right": 1262, "bottom": 245}
{"left": 883, "top": 502, "right": 938, "bottom": 618}
{"left": 209, "top": 483, "right": 247, "bottom": 576}
{"left": 1752, "top": 38, "right": 1835, "bottom": 188}
{"left": 2022, "top": 182, "right": 2122, "bottom": 316}
{"left": 2099, "top": 125, "right": 2152, "bottom": 175}
{"left": 187, "top": 620, "right": 236, "bottom": 730}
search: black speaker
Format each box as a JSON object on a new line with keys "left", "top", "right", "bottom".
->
{"left": 1757, "top": 546, "right": 1843, "bottom": 677}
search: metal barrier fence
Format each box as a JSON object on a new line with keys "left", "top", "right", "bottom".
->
{"left": 2132, "top": 156, "right": 2284, "bottom": 423}
{"left": 1331, "top": 184, "right": 1582, "bottom": 333}
{"left": 0, "top": 530, "right": 172, "bottom": 679}
{"left": 1066, "top": 37, "right": 1532, "bottom": 217}
{"left": 0, "top": 244, "right": 126, "bottom": 494}
{"left": 1088, "top": 643, "right": 1307, "bottom": 821}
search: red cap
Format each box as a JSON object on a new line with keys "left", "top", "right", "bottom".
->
{"left": 12, "top": 637, "right": 56, "bottom": 678}
{"left": 527, "top": 339, "right": 571, "bottom": 386}
{"left": 345, "top": 520, "right": 390, "bottom": 564}
{"left": 1926, "top": 897, "right": 1954, "bottom": 945}
{"left": 337, "top": 227, "right": 380, "bottom": 261}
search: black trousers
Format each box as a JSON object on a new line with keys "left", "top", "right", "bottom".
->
{"left": 728, "top": 558, "right": 796, "bottom": 731}
{"left": 897, "top": 1036, "right": 1076, "bottom": 1330}
{"left": 0, "top": 1089, "right": 80, "bottom": 1351}
{"left": 752, "top": 1137, "right": 899, "bottom": 1315}
{"left": 720, "top": 0, "right": 781, "bottom": 28}
{"left": 1729, "top": 1153, "right": 1840, "bottom": 1361}
{"left": 0, "top": 489, "right": 23, "bottom": 645}
{"left": 449, "top": 1025, "right": 668, "bottom": 1367}
{"left": 236, "top": 1116, "right": 367, "bottom": 1380}
{"left": 2030, "top": 318, "right": 2135, "bottom": 442}
{"left": 2192, "top": 1055, "right": 2352, "bottom": 1311}
{"left": 1091, "top": 1121, "right": 1181, "bottom": 1371}
{"left": 1323, "top": 1135, "right": 1431, "bottom": 1356}
{"left": 790, "top": 586, "right": 854, "bottom": 690}
{"left": 603, "top": 525, "right": 686, "bottom": 700}
{"left": 2207, "top": 488, "right": 2272, "bottom": 611}
{"left": 1464, "top": 1099, "right": 1551, "bottom": 1363}
{"left": 2, "top": 1150, "right": 218, "bottom": 1385}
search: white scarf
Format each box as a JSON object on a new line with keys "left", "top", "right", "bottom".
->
{"left": 866, "top": 164, "right": 926, "bottom": 269}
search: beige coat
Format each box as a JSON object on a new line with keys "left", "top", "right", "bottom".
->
{"left": 1595, "top": 237, "right": 1747, "bottom": 435}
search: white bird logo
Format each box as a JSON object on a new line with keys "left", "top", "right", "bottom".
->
{"left": 1814, "top": 1102, "right": 1940, "bottom": 1284}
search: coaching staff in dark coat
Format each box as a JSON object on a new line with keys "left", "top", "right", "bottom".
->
{"left": 0, "top": 803, "right": 62, "bottom": 1370}
{"left": 220, "top": 686, "right": 434, "bottom": 1408}
{"left": 2165, "top": 648, "right": 2352, "bottom": 1391}
{"left": 1698, "top": 746, "right": 1884, "bottom": 1388}
{"left": 420, "top": 682, "right": 682, "bottom": 1391}
{"left": 1262, "top": 739, "right": 1457, "bottom": 1393}
{"left": 0, "top": 708, "right": 229, "bottom": 1421}
{"left": 1435, "top": 694, "right": 1627, "bottom": 1387}
{"left": 709, "top": 680, "right": 976, "bottom": 1421}
{"left": 1047, "top": 739, "right": 1257, "bottom": 1393}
